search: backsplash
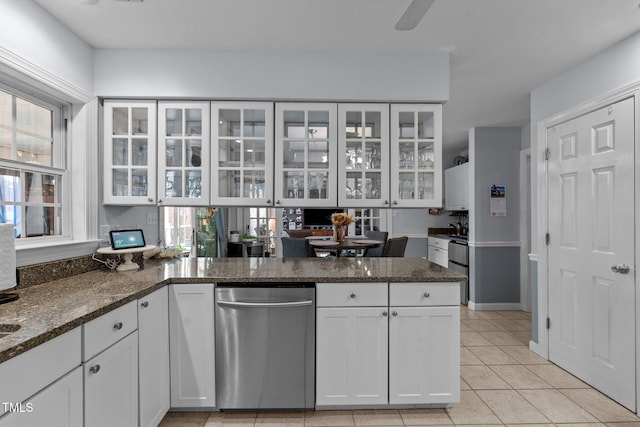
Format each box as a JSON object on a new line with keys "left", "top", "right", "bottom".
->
{"left": 16, "top": 255, "right": 102, "bottom": 289}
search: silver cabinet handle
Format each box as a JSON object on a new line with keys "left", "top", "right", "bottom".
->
{"left": 424, "top": 292, "right": 430, "bottom": 298}
{"left": 383, "top": 200, "right": 389, "bottom": 205}
{"left": 382, "top": 311, "right": 388, "bottom": 317}
{"left": 350, "top": 293, "right": 356, "bottom": 299}
{"left": 393, "top": 200, "right": 398, "bottom": 205}
{"left": 140, "top": 301, "right": 149, "bottom": 308}
{"left": 611, "top": 264, "right": 631, "bottom": 274}
{"left": 392, "top": 311, "right": 398, "bottom": 317}
{"left": 147, "top": 198, "right": 154, "bottom": 203}
{"left": 113, "top": 322, "right": 123, "bottom": 330}
{"left": 276, "top": 200, "right": 281, "bottom": 205}
{"left": 89, "top": 365, "right": 100, "bottom": 374}
{"left": 266, "top": 199, "right": 271, "bottom": 204}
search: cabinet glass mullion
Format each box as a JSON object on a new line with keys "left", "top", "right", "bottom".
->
{"left": 338, "top": 104, "right": 389, "bottom": 207}
{"left": 158, "top": 102, "right": 209, "bottom": 206}
{"left": 212, "top": 103, "right": 273, "bottom": 206}
{"left": 104, "top": 101, "right": 157, "bottom": 205}
{"left": 390, "top": 105, "right": 442, "bottom": 208}
{"left": 275, "top": 103, "right": 337, "bottom": 207}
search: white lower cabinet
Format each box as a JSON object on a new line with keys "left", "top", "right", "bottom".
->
{"left": 0, "top": 366, "right": 83, "bottom": 427}
{"left": 389, "top": 306, "right": 460, "bottom": 404}
{"left": 169, "top": 283, "right": 216, "bottom": 408}
{"left": 316, "top": 282, "right": 460, "bottom": 408}
{"left": 139, "top": 287, "right": 170, "bottom": 427}
{"left": 316, "top": 307, "right": 388, "bottom": 405}
{"left": 84, "top": 331, "right": 139, "bottom": 427}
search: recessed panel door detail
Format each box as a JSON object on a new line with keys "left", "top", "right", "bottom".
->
{"left": 547, "top": 96, "right": 635, "bottom": 411}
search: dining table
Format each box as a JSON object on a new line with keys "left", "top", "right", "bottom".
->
{"left": 306, "top": 237, "right": 384, "bottom": 257}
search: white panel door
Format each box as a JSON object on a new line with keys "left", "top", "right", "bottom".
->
{"left": 547, "top": 96, "right": 635, "bottom": 410}
{"left": 139, "top": 287, "right": 170, "bottom": 427}
{"left": 389, "top": 307, "right": 460, "bottom": 404}
{"left": 169, "top": 284, "right": 216, "bottom": 408}
{"left": 316, "top": 307, "right": 388, "bottom": 406}
{"left": 0, "top": 367, "right": 83, "bottom": 427}
{"left": 84, "top": 332, "right": 139, "bottom": 427}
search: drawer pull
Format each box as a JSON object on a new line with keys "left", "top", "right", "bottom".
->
{"left": 382, "top": 311, "right": 388, "bottom": 317}
{"left": 392, "top": 311, "right": 398, "bottom": 317}
{"left": 113, "top": 322, "right": 123, "bottom": 330}
{"left": 89, "top": 365, "right": 101, "bottom": 374}
{"left": 140, "top": 301, "right": 149, "bottom": 308}
{"left": 350, "top": 293, "right": 356, "bottom": 299}
{"left": 424, "top": 292, "right": 430, "bottom": 298}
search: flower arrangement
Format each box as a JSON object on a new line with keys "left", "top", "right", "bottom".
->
{"left": 331, "top": 212, "right": 354, "bottom": 227}
{"left": 331, "top": 212, "right": 353, "bottom": 243}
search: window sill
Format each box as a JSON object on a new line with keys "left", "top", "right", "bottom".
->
{"left": 16, "top": 238, "right": 102, "bottom": 267}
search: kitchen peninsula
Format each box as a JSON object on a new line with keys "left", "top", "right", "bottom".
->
{"left": 0, "top": 257, "right": 464, "bottom": 425}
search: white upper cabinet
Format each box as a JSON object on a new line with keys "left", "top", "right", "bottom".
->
{"left": 157, "top": 102, "right": 210, "bottom": 206}
{"left": 390, "top": 104, "right": 442, "bottom": 208}
{"left": 444, "top": 163, "right": 469, "bottom": 211}
{"left": 275, "top": 103, "right": 338, "bottom": 207}
{"left": 338, "top": 104, "right": 390, "bottom": 207}
{"left": 103, "top": 101, "right": 157, "bottom": 205}
{"left": 212, "top": 102, "right": 274, "bottom": 206}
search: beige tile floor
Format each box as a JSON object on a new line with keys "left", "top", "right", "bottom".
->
{"left": 160, "top": 306, "right": 640, "bottom": 427}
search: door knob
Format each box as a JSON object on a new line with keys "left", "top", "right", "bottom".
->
{"left": 611, "top": 264, "right": 631, "bottom": 274}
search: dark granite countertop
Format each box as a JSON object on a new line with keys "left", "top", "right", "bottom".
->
{"left": 0, "top": 257, "right": 464, "bottom": 363}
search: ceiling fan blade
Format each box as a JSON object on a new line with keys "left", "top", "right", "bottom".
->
{"left": 394, "top": 0, "right": 436, "bottom": 31}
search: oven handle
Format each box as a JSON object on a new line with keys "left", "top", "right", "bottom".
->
{"left": 217, "top": 300, "right": 314, "bottom": 308}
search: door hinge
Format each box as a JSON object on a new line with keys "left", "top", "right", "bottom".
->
{"left": 546, "top": 317, "right": 551, "bottom": 329}
{"left": 544, "top": 148, "right": 550, "bottom": 161}
{"left": 545, "top": 233, "right": 550, "bottom": 245}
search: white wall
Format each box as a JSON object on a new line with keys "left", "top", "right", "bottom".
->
{"left": 530, "top": 30, "right": 640, "bottom": 256}
{"left": 93, "top": 49, "right": 449, "bottom": 101}
{"left": 0, "top": 0, "right": 93, "bottom": 94}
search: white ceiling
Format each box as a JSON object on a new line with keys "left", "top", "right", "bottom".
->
{"left": 33, "top": 0, "right": 640, "bottom": 150}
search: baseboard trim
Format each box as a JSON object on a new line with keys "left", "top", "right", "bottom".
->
{"left": 468, "top": 301, "right": 522, "bottom": 311}
{"left": 528, "top": 340, "right": 547, "bottom": 359}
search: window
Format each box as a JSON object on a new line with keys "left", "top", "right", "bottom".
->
{"left": 349, "top": 208, "right": 384, "bottom": 236}
{"left": 0, "top": 88, "right": 65, "bottom": 239}
{"left": 163, "top": 207, "right": 194, "bottom": 255}
{"left": 248, "top": 207, "right": 276, "bottom": 255}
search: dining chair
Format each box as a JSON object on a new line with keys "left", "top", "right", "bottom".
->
{"left": 362, "top": 230, "right": 389, "bottom": 257}
{"left": 246, "top": 243, "right": 264, "bottom": 257}
{"left": 382, "top": 236, "right": 408, "bottom": 257}
{"left": 305, "top": 239, "right": 318, "bottom": 258}
{"left": 281, "top": 237, "right": 308, "bottom": 257}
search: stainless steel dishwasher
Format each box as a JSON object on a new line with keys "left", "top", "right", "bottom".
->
{"left": 215, "top": 283, "right": 315, "bottom": 409}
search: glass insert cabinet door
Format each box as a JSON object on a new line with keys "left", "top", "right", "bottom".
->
{"left": 211, "top": 102, "right": 274, "bottom": 206}
{"left": 103, "top": 100, "right": 157, "bottom": 205}
{"left": 338, "top": 104, "right": 389, "bottom": 208}
{"left": 390, "top": 104, "right": 442, "bottom": 208}
{"left": 274, "top": 103, "right": 337, "bottom": 207}
{"left": 158, "top": 101, "right": 211, "bottom": 206}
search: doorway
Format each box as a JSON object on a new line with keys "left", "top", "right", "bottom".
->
{"left": 543, "top": 95, "right": 636, "bottom": 411}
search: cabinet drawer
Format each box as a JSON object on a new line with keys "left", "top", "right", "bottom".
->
{"left": 390, "top": 282, "right": 459, "bottom": 307}
{"left": 428, "top": 237, "right": 449, "bottom": 250}
{"left": 0, "top": 327, "right": 81, "bottom": 417}
{"left": 83, "top": 300, "right": 138, "bottom": 361}
{"left": 427, "top": 246, "right": 448, "bottom": 268}
{"left": 317, "top": 282, "right": 388, "bottom": 307}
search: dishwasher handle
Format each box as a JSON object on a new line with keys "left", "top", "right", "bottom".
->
{"left": 217, "top": 300, "right": 314, "bottom": 308}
